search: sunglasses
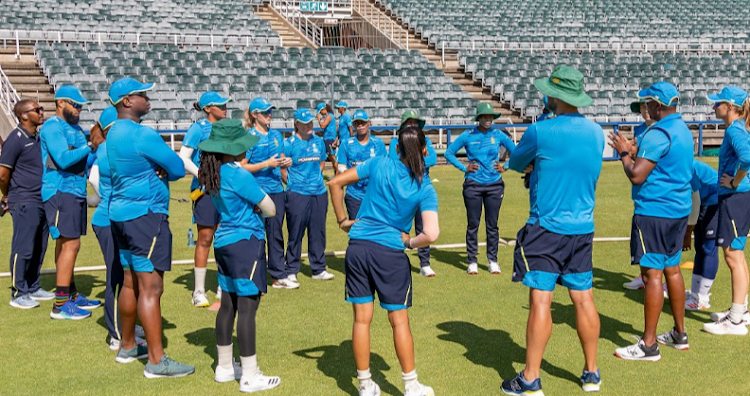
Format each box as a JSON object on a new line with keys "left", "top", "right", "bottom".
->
{"left": 23, "top": 107, "right": 44, "bottom": 114}
{"left": 212, "top": 104, "right": 227, "bottom": 110}
{"left": 65, "top": 101, "right": 83, "bottom": 110}
{"left": 256, "top": 110, "right": 273, "bottom": 116}
{"left": 128, "top": 92, "right": 150, "bottom": 101}
{"left": 353, "top": 121, "right": 368, "bottom": 127}
{"left": 713, "top": 102, "right": 725, "bottom": 109}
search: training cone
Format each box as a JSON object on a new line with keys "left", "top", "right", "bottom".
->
{"left": 680, "top": 261, "right": 694, "bottom": 270}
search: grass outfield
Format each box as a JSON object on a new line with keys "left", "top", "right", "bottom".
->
{"left": 1, "top": 158, "right": 750, "bottom": 396}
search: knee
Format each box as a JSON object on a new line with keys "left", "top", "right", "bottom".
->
{"left": 62, "top": 239, "right": 81, "bottom": 254}
{"left": 197, "top": 236, "right": 213, "bottom": 249}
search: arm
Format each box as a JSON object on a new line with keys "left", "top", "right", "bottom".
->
{"left": 508, "top": 125, "right": 538, "bottom": 172}
{"left": 610, "top": 130, "right": 665, "bottom": 185}
{"left": 42, "top": 124, "right": 91, "bottom": 169}
{"left": 255, "top": 195, "right": 276, "bottom": 218}
{"left": 318, "top": 113, "right": 332, "bottom": 129}
{"left": 424, "top": 136, "right": 437, "bottom": 168}
{"left": 329, "top": 167, "right": 361, "bottom": 229}
{"left": 0, "top": 166, "right": 10, "bottom": 197}
{"left": 0, "top": 137, "right": 19, "bottom": 197}
{"left": 335, "top": 142, "right": 349, "bottom": 172}
{"left": 443, "top": 133, "right": 468, "bottom": 171}
{"left": 178, "top": 146, "right": 199, "bottom": 178}
{"left": 406, "top": 210, "right": 440, "bottom": 248}
{"left": 683, "top": 191, "right": 701, "bottom": 251}
{"left": 137, "top": 132, "right": 186, "bottom": 181}
{"left": 88, "top": 164, "right": 101, "bottom": 196}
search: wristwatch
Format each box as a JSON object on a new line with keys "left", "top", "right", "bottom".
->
{"left": 730, "top": 178, "right": 736, "bottom": 189}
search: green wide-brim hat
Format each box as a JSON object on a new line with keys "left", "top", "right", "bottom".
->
{"left": 533, "top": 65, "right": 594, "bottom": 108}
{"left": 474, "top": 102, "right": 501, "bottom": 121}
{"left": 630, "top": 101, "right": 643, "bottom": 114}
{"left": 197, "top": 119, "right": 259, "bottom": 156}
{"left": 400, "top": 109, "right": 426, "bottom": 129}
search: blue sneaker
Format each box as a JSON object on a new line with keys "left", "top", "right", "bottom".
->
{"left": 580, "top": 369, "right": 601, "bottom": 392}
{"left": 29, "top": 288, "right": 56, "bottom": 301}
{"left": 71, "top": 294, "right": 102, "bottom": 311}
{"left": 50, "top": 301, "right": 91, "bottom": 320}
{"left": 501, "top": 371, "right": 544, "bottom": 395}
{"left": 9, "top": 295, "right": 40, "bottom": 310}
{"left": 144, "top": 355, "right": 195, "bottom": 378}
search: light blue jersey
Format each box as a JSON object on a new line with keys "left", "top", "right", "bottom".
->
{"left": 246, "top": 127, "right": 285, "bottom": 194}
{"left": 336, "top": 135, "right": 387, "bottom": 201}
{"left": 444, "top": 127, "right": 516, "bottom": 184}
{"left": 718, "top": 120, "right": 750, "bottom": 196}
{"left": 508, "top": 113, "right": 604, "bottom": 235}
{"left": 691, "top": 160, "right": 718, "bottom": 206}
{"left": 338, "top": 113, "right": 352, "bottom": 140}
{"left": 107, "top": 119, "right": 185, "bottom": 222}
{"left": 91, "top": 141, "right": 112, "bottom": 227}
{"left": 633, "top": 122, "right": 649, "bottom": 141}
{"left": 283, "top": 134, "right": 326, "bottom": 196}
{"left": 39, "top": 116, "right": 91, "bottom": 201}
{"left": 388, "top": 135, "right": 438, "bottom": 169}
{"left": 182, "top": 119, "right": 213, "bottom": 191}
{"left": 322, "top": 114, "right": 337, "bottom": 141}
{"left": 210, "top": 163, "right": 267, "bottom": 249}
{"left": 632, "top": 113, "right": 694, "bottom": 219}
{"left": 349, "top": 156, "right": 438, "bottom": 250}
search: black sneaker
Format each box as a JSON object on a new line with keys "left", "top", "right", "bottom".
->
{"left": 656, "top": 327, "right": 689, "bottom": 350}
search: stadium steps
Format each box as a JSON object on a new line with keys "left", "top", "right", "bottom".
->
{"left": 0, "top": 46, "right": 55, "bottom": 113}
{"left": 256, "top": 6, "right": 318, "bottom": 48}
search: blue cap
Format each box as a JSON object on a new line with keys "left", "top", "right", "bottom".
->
{"left": 637, "top": 82, "right": 680, "bottom": 107}
{"left": 108, "top": 77, "right": 155, "bottom": 105}
{"left": 97, "top": 106, "right": 118, "bottom": 130}
{"left": 249, "top": 97, "right": 275, "bottom": 113}
{"left": 199, "top": 91, "right": 230, "bottom": 109}
{"left": 54, "top": 85, "right": 89, "bottom": 105}
{"left": 316, "top": 102, "right": 326, "bottom": 114}
{"left": 707, "top": 86, "right": 748, "bottom": 107}
{"left": 335, "top": 101, "right": 348, "bottom": 109}
{"left": 294, "top": 108, "right": 314, "bottom": 124}
{"left": 352, "top": 110, "right": 369, "bottom": 122}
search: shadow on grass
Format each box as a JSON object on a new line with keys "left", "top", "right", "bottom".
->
{"left": 429, "top": 249, "right": 470, "bottom": 272}
{"left": 550, "top": 301, "right": 639, "bottom": 347}
{"left": 436, "top": 321, "right": 579, "bottom": 386}
{"left": 294, "top": 341, "right": 399, "bottom": 396}
{"left": 70, "top": 273, "right": 105, "bottom": 298}
{"left": 185, "top": 327, "right": 218, "bottom": 366}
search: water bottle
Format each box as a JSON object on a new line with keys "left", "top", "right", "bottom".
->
{"left": 187, "top": 228, "right": 196, "bottom": 247}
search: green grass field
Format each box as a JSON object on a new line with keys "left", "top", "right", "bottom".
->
{"left": 1, "top": 158, "right": 749, "bottom": 396}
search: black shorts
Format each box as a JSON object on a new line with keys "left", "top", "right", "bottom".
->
{"left": 717, "top": 192, "right": 750, "bottom": 250}
{"left": 192, "top": 193, "right": 220, "bottom": 227}
{"left": 345, "top": 239, "right": 412, "bottom": 311}
{"left": 112, "top": 211, "right": 172, "bottom": 273}
{"left": 324, "top": 139, "right": 336, "bottom": 156}
{"left": 630, "top": 214, "right": 687, "bottom": 270}
{"left": 214, "top": 237, "right": 267, "bottom": 296}
{"left": 44, "top": 191, "right": 86, "bottom": 239}
{"left": 512, "top": 222, "right": 594, "bottom": 291}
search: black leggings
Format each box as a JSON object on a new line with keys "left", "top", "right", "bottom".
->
{"left": 215, "top": 292, "right": 260, "bottom": 357}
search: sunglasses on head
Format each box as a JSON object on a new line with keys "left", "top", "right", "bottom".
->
{"left": 65, "top": 101, "right": 83, "bottom": 110}
{"left": 23, "top": 107, "right": 44, "bottom": 114}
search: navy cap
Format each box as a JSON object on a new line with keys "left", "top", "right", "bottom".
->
{"left": 637, "top": 82, "right": 680, "bottom": 107}
{"left": 199, "top": 91, "right": 230, "bottom": 109}
{"left": 108, "top": 77, "right": 155, "bottom": 105}
{"left": 294, "top": 108, "right": 314, "bottom": 124}
{"left": 352, "top": 110, "right": 369, "bottom": 122}
{"left": 707, "top": 86, "right": 748, "bottom": 108}
{"left": 249, "top": 97, "right": 275, "bottom": 113}
{"left": 55, "top": 85, "right": 89, "bottom": 105}
{"left": 97, "top": 106, "right": 117, "bottom": 130}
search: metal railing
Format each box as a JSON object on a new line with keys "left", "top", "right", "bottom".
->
{"left": 0, "top": 64, "right": 20, "bottom": 124}
{"left": 351, "top": 0, "right": 409, "bottom": 50}
{"left": 270, "top": 0, "right": 325, "bottom": 47}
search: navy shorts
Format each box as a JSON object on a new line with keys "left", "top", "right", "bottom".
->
{"left": 214, "top": 236, "right": 267, "bottom": 296}
{"left": 344, "top": 194, "right": 362, "bottom": 220}
{"left": 44, "top": 191, "right": 86, "bottom": 239}
{"left": 630, "top": 214, "right": 687, "bottom": 270}
{"left": 512, "top": 222, "right": 594, "bottom": 291}
{"left": 192, "top": 193, "right": 220, "bottom": 227}
{"left": 324, "top": 139, "right": 336, "bottom": 156}
{"left": 345, "top": 239, "right": 412, "bottom": 311}
{"left": 717, "top": 192, "right": 750, "bottom": 250}
{"left": 112, "top": 211, "right": 172, "bottom": 273}
{"left": 696, "top": 204, "right": 719, "bottom": 240}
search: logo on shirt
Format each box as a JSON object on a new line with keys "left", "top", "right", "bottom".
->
{"left": 312, "top": 144, "right": 319, "bottom": 153}
{"left": 274, "top": 138, "right": 279, "bottom": 147}
{"left": 370, "top": 147, "right": 376, "bottom": 157}
{"left": 298, "top": 157, "right": 319, "bottom": 163}
{"left": 491, "top": 137, "right": 496, "bottom": 144}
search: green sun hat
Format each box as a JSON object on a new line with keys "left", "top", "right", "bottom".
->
{"left": 197, "top": 119, "right": 259, "bottom": 156}
{"left": 533, "top": 66, "right": 594, "bottom": 108}
{"left": 474, "top": 102, "right": 501, "bottom": 121}
{"left": 400, "top": 109, "right": 426, "bottom": 129}
{"left": 630, "top": 101, "right": 644, "bottom": 114}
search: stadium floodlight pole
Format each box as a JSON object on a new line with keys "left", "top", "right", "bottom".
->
{"left": 330, "top": 48, "right": 335, "bottom": 105}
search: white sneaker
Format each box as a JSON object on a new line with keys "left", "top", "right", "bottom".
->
{"left": 488, "top": 262, "right": 501, "bottom": 274}
{"left": 404, "top": 383, "right": 435, "bottom": 396}
{"left": 272, "top": 278, "right": 300, "bottom": 289}
{"left": 614, "top": 338, "right": 661, "bottom": 361}
{"left": 467, "top": 263, "right": 478, "bottom": 275}
{"left": 312, "top": 271, "right": 335, "bottom": 281}
{"left": 215, "top": 359, "right": 242, "bottom": 383}
{"left": 710, "top": 309, "right": 750, "bottom": 324}
{"left": 192, "top": 290, "right": 210, "bottom": 307}
{"left": 419, "top": 266, "right": 436, "bottom": 277}
{"left": 359, "top": 382, "right": 381, "bottom": 396}
{"left": 703, "top": 316, "right": 749, "bottom": 336}
{"left": 239, "top": 372, "right": 281, "bottom": 393}
{"left": 623, "top": 275, "right": 645, "bottom": 290}
{"left": 288, "top": 274, "right": 298, "bottom": 283}
{"left": 685, "top": 291, "right": 711, "bottom": 311}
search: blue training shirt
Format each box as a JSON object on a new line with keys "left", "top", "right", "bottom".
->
{"left": 246, "top": 127, "right": 285, "bottom": 194}
{"left": 107, "top": 119, "right": 185, "bottom": 222}
{"left": 444, "top": 127, "right": 516, "bottom": 184}
{"left": 336, "top": 135, "right": 387, "bottom": 201}
{"left": 349, "top": 156, "right": 439, "bottom": 250}
{"left": 210, "top": 162, "right": 267, "bottom": 249}
{"left": 717, "top": 119, "right": 750, "bottom": 195}
{"left": 508, "top": 113, "right": 604, "bottom": 235}
{"left": 690, "top": 160, "right": 718, "bottom": 207}
{"left": 388, "top": 135, "right": 438, "bottom": 169}
{"left": 631, "top": 113, "right": 693, "bottom": 219}
{"left": 91, "top": 141, "right": 112, "bottom": 227}
{"left": 338, "top": 113, "right": 352, "bottom": 140}
{"left": 39, "top": 116, "right": 91, "bottom": 201}
{"left": 283, "top": 133, "right": 326, "bottom": 196}
{"left": 182, "top": 118, "right": 213, "bottom": 191}
{"left": 633, "top": 122, "right": 649, "bottom": 141}
{"left": 0, "top": 126, "right": 43, "bottom": 206}
{"left": 322, "top": 114, "right": 337, "bottom": 141}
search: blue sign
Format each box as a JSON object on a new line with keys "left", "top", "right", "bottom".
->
{"left": 300, "top": 1, "right": 328, "bottom": 12}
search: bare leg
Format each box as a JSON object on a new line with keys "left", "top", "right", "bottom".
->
{"left": 119, "top": 268, "right": 140, "bottom": 349}
{"left": 388, "top": 309, "right": 415, "bottom": 373}
{"left": 641, "top": 267, "right": 665, "bottom": 346}
{"left": 352, "top": 302, "right": 374, "bottom": 370}
{"left": 194, "top": 226, "right": 215, "bottom": 270}
{"left": 664, "top": 265, "right": 686, "bottom": 333}
{"left": 724, "top": 247, "right": 749, "bottom": 305}
{"left": 569, "top": 288, "right": 600, "bottom": 373}
{"left": 55, "top": 237, "right": 80, "bottom": 288}
{"left": 523, "top": 288, "right": 553, "bottom": 381}
{"left": 136, "top": 270, "right": 166, "bottom": 364}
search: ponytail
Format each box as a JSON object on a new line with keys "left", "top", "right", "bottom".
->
{"left": 740, "top": 99, "right": 750, "bottom": 131}
{"left": 192, "top": 102, "right": 202, "bottom": 112}
{"left": 243, "top": 109, "right": 255, "bottom": 129}
{"left": 398, "top": 125, "right": 426, "bottom": 185}
{"left": 198, "top": 151, "right": 223, "bottom": 196}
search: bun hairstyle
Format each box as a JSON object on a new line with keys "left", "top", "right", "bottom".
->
{"left": 397, "top": 125, "right": 426, "bottom": 185}
{"left": 193, "top": 101, "right": 203, "bottom": 112}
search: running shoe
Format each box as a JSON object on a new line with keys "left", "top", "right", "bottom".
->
{"left": 214, "top": 359, "right": 242, "bottom": 382}
{"left": 359, "top": 382, "right": 381, "bottom": 396}
{"left": 488, "top": 262, "right": 501, "bottom": 274}
{"left": 622, "top": 276, "right": 645, "bottom": 290}
{"left": 272, "top": 278, "right": 300, "bottom": 289}
{"left": 287, "top": 274, "right": 298, "bottom": 283}
{"left": 656, "top": 327, "right": 689, "bottom": 350}
{"left": 71, "top": 294, "right": 102, "bottom": 310}
{"left": 312, "top": 271, "right": 335, "bottom": 280}
{"left": 239, "top": 371, "right": 281, "bottom": 393}
{"left": 703, "top": 316, "right": 749, "bottom": 336}
{"left": 192, "top": 290, "right": 210, "bottom": 307}
{"left": 467, "top": 263, "right": 479, "bottom": 275}
{"left": 580, "top": 369, "right": 601, "bottom": 392}
{"left": 108, "top": 335, "right": 147, "bottom": 351}
{"left": 29, "top": 288, "right": 56, "bottom": 301}
{"left": 404, "top": 383, "right": 435, "bottom": 396}
{"left": 144, "top": 355, "right": 195, "bottom": 378}
{"left": 710, "top": 309, "right": 750, "bottom": 324}
{"left": 501, "top": 371, "right": 544, "bottom": 395}
{"left": 50, "top": 301, "right": 91, "bottom": 320}
{"left": 685, "top": 291, "right": 710, "bottom": 311}
{"left": 116, "top": 344, "right": 149, "bottom": 363}
{"left": 419, "top": 266, "right": 436, "bottom": 277}
{"left": 614, "top": 338, "right": 661, "bottom": 361}
{"left": 9, "top": 294, "right": 39, "bottom": 309}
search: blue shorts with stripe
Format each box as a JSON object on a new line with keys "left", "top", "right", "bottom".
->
{"left": 214, "top": 236, "right": 267, "bottom": 296}
{"left": 717, "top": 192, "right": 750, "bottom": 250}
{"left": 345, "top": 239, "right": 412, "bottom": 311}
{"left": 192, "top": 192, "right": 220, "bottom": 227}
{"left": 630, "top": 214, "right": 687, "bottom": 270}
{"left": 112, "top": 211, "right": 172, "bottom": 273}
{"left": 44, "top": 191, "right": 86, "bottom": 239}
{"left": 324, "top": 139, "right": 337, "bottom": 156}
{"left": 512, "top": 222, "right": 594, "bottom": 291}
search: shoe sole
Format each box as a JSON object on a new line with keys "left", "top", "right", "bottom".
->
{"left": 215, "top": 374, "right": 240, "bottom": 383}
{"left": 311, "top": 276, "right": 334, "bottom": 281}
{"left": 49, "top": 311, "right": 90, "bottom": 320}
{"left": 193, "top": 301, "right": 210, "bottom": 307}
{"left": 685, "top": 305, "right": 709, "bottom": 311}
{"left": 144, "top": 368, "right": 195, "bottom": 379}
{"left": 501, "top": 388, "right": 545, "bottom": 396}
{"left": 490, "top": 271, "right": 502, "bottom": 274}
{"left": 29, "top": 295, "right": 55, "bottom": 301}
{"left": 78, "top": 304, "right": 102, "bottom": 311}
{"left": 116, "top": 353, "right": 148, "bottom": 364}
{"left": 272, "top": 283, "right": 300, "bottom": 289}
{"left": 656, "top": 340, "right": 689, "bottom": 350}
{"left": 622, "top": 285, "right": 645, "bottom": 290}
{"left": 613, "top": 351, "right": 661, "bottom": 361}
{"left": 582, "top": 382, "right": 601, "bottom": 392}
{"left": 701, "top": 327, "right": 749, "bottom": 336}
{"left": 421, "top": 273, "right": 436, "bottom": 277}
{"left": 9, "top": 301, "right": 39, "bottom": 309}
{"left": 240, "top": 382, "right": 282, "bottom": 393}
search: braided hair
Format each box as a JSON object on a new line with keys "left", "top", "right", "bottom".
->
{"left": 198, "top": 151, "right": 223, "bottom": 196}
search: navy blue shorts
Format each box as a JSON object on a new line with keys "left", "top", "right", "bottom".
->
{"left": 192, "top": 193, "right": 220, "bottom": 227}
{"left": 717, "top": 192, "right": 750, "bottom": 250}
{"left": 214, "top": 236, "right": 267, "bottom": 296}
{"left": 112, "top": 211, "right": 172, "bottom": 273}
{"left": 512, "top": 222, "right": 594, "bottom": 291}
{"left": 324, "top": 139, "right": 336, "bottom": 156}
{"left": 630, "top": 214, "right": 687, "bottom": 270}
{"left": 344, "top": 194, "right": 362, "bottom": 220}
{"left": 44, "top": 191, "right": 86, "bottom": 239}
{"left": 696, "top": 204, "right": 719, "bottom": 240}
{"left": 345, "top": 239, "right": 412, "bottom": 311}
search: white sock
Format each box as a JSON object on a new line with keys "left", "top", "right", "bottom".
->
{"left": 217, "top": 344, "right": 233, "bottom": 371}
{"left": 241, "top": 355, "right": 259, "bottom": 378}
{"left": 357, "top": 369, "right": 372, "bottom": 389}
{"left": 216, "top": 285, "right": 223, "bottom": 300}
{"left": 402, "top": 370, "right": 419, "bottom": 393}
{"left": 697, "top": 277, "right": 714, "bottom": 297}
{"left": 729, "top": 303, "right": 746, "bottom": 324}
{"left": 690, "top": 275, "right": 702, "bottom": 296}
{"left": 194, "top": 267, "right": 207, "bottom": 293}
